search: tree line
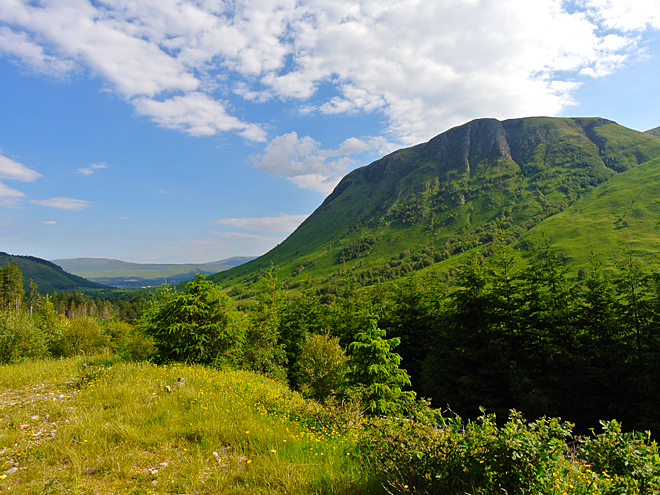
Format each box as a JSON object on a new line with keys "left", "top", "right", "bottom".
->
{"left": 4, "top": 240, "right": 660, "bottom": 432}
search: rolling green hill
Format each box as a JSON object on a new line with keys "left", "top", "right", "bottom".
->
{"left": 52, "top": 257, "right": 255, "bottom": 288}
{"left": 212, "top": 117, "right": 660, "bottom": 293}
{"left": 647, "top": 126, "right": 660, "bottom": 138}
{"left": 0, "top": 252, "right": 108, "bottom": 294}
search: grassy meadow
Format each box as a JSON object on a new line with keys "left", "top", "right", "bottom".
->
{"left": 0, "top": 356, "right": 375, "bottom": 494}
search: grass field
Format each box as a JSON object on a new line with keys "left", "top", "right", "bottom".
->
{"left": 0, "top": 357, "right": 377, "bottom": 494}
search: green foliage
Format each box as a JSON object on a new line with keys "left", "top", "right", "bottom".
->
{"left": 0, "top": 311, "right": 47, "bottom": 363}
{"left": 0, "top": 251, "right": 106, "bottom": 293}
{"left": 297, "top": 333, "right": 347, "bottom": 401}
{"left": 347, "top": 317, "right": 416, "bottom": 415}
{"left": 56, "top": 316, "right": 111, "bottom": 357}
{"left": 33, "top": 295, "right": 68, "bottom": 355}
{"left": 359, "top": 409, "right": 660, "bottom": 495}
{"left": 580, "top": 419, "right": 660, "bottom": 494}
{"left": 103, "top": 320, "right": 156, "bottom": 361}
{"left": 138, "top": 275, "right": 244, "bottom": 366}
{"left": 241, "top": 269, "right": 288, "bottom": 381}
{"left": 0, "top": 261, "right": 23, "bottom": 311}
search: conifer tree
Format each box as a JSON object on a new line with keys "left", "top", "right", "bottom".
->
{"left": 347, "top": 316, "right": 415, "bottom": 416}
{"left": 1, "top": 262, "right": 23, "bottom": 312}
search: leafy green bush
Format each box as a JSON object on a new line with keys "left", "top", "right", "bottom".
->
{"left": 0, "top": 310, "right": 47, "bottom": 363}
{"left": 580, "top": 419, "right": 660, "bottom": 494}
{"left": 103, "top": 320, "right": 156, "bottom": 361}
{"left": 56, "top": 316, "right": 110, "bottom": 357}
{"left": 34, "top": 295, "right": 68, "bottom": 354}
{"left": 297, "top": 333, "right": 347, "bottom": 401}
{"left": 138, "top": 275, "right": 244, "bottom": 365}
{"left": 358, "top": 409, "right": 660, "bottom": 494}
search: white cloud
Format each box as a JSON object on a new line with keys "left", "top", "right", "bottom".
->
{"left": 76, "top": 163, "right": 108, "bottom": 176}
{"left": 42, "top": 220, "right": 56, "bottom": 225}
{"left": 582, "top": 0, "right": 660, "bottom": 31}
{"left": 0, "top": 182, "right": 25, "bottom": 207}
{"left": 0, "top": 26, "right": 75, "bottom": 76}
{"left": 250, "top": 132, "right": 393, "bottom": 192}
{"left": 0, "top": 154, "right": 41, "bottom": 182}
{"left": 1, "top": 0, "right": 659, "bottom": 157}
{"left": 29, "top": 197, "right": 94, "bottom": 211}
{"left": 133, "top": 92, "right": 266, "bottom": 141}
{"left": 214, "top": 213, "right": 309, "bottom": 232}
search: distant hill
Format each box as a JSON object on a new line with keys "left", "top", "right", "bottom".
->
{"left": 211, "top": 116, "right": 660, "bottom": 294}
{"left": 0, "top": 252, "right": 108, "bottom": 294}
{"left": 647, "top": 126, "right": 660, "bottom": 138}
{"left": 51, "top": 257, "right": 256, "bottom": 288}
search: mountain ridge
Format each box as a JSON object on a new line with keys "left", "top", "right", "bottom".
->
{"left": 211, "top": 116, "right": 660, "bottom": 292}
{"left": 0, "top": 252, "right": 108, "bottom": 293}
{"left": 52, "top": 256, "right": 256, "bottom": 288}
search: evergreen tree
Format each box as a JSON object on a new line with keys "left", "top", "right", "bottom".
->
{"left": 1, "top": 261, "right": 23, "bottom": 312}
{"left": 347, "top": 316, "right": 415, "bottom": 416}
{"left": 242, "top": 269, "right": 288, "bottom": 382}
{"left": 139, "top": 275, "right": 244, "bottom": 365}
{"left": 27, "top": 279, "right": 39, "bottom": 315}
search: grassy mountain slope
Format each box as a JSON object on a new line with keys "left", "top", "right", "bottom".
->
{"left": 212, "top": 117, "right": 660, "bottom": 292}
{"left": 52, "top": 257, "right": 255, "bottom": 288}
{"left": 0, "top": 252, "right": 107, "bottom": 294}
{"left": 647, "top": 126, "right": 660, "bottom": 138}
{"left": 520, "top": 154, "right": 660, "bottom": 266}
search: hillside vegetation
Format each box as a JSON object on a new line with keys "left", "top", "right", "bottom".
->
{"left": 3, "top": 258, "right": 660, "bottom": 493}
{"left": 0, "top": 253, "right": 106, "bottom": 294}
{"left": 211, "top": 117, "right": 660, "bottom": 295}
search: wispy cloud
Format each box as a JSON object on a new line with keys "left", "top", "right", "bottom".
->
{"left": 76, "top": 163, "right": 107, "bottom": 176}
{"left": 0, "top": 154, "right": 41, "bottom": 182}
{"left": 0, "top": 182, "right": 25, "bottom": 207}
{"left": 30, "top": 197, "right": 94, "bottom": 211}
{"left": 214, "top": 213, "right": 309, "bottom": 233}
{"left": 250, "top": 133, "right": 393, "bottom": 193}
{"left": 42, "top": 220, "right": 56, "bottom": 225}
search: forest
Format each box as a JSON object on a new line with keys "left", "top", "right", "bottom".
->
{"left": 3, "top": 240, "right": 660, "bottom": 493}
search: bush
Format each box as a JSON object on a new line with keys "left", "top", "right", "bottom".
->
{"left": 56, "top": 316, "right": 110, "bottom": 357}
{"left": 358, "top": 409, "right": 660, "bottom": 494}
{"left": 0, "top": 311, "right": 47, "bottom": 363}
{"left": 104, "top": 320, "right": 156, "bottom": 361}
{"left": 297, "top": 333, "right": 347, "bottom": 401}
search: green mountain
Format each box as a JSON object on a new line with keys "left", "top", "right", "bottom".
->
{"left": 647, "top": 126, "right": 660, "bottom": 138}
{"left": 212, "top": 117, "right": 660, "bottom": 292}
{"left": 52, "top": 257, "right": 256, "bottom": 288}
{"left": 0, "top": 252, "right": 108, "bottom": 294}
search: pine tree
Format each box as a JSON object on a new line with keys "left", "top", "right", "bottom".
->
{"left": 2, "top": 262, "right": 23, "bottom": 312}
{"left": 347, "top": 316, "right": 415, "bottom": 416}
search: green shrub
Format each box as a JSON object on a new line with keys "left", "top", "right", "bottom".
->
{"left": 297, "top": 333, "right": 347, "bottom": 401}
{"left": 56, "top": 316, "right": 110, "bottom": 357}
{"left": 103, "top": 320, "right": 156, "bottom": 361}
{"left": 34, "top": 295, "right": 68, "bottom": 354}
{"left": 0, "top": 311, "right": 47, "bottom": 363}
{"left": 580, "top": 419, "right": 660, "bottom": 494}
{"left": 358, "top": 409, "right": 660, "bottom": 494}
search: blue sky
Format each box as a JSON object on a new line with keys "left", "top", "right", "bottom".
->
{"left": 0, "top": 0, "right": 659, "bottom": 263}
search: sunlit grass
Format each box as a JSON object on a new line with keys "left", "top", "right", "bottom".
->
{"left": 0, "top": 357, "right": 376, "bottom": 494}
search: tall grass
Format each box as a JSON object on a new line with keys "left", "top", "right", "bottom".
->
{"left": 0, "top": 357, "right": 377, "bottom": 494}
